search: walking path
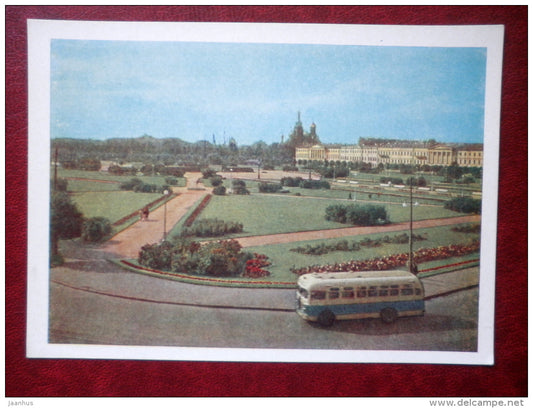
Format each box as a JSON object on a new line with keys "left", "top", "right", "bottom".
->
{"left": 235, "top": 215, "right": 480, "bottom": 248}
{"left": 102, "top": 172, "right": 210, "bottom": 258}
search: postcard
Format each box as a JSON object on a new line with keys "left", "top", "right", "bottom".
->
{"left": 27, "top": 20, "right": 504, "bottom": 364}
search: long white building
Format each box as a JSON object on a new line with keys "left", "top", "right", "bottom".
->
{"left": 295, "top": 141, "right": 483, "bottom": 168}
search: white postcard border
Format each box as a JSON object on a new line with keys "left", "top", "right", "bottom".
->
{"left": 26, "top": 19, "right": 504, "bottom": 364}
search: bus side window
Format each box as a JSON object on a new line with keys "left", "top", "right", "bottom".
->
{"left": 415, "top": 288, "right": 422, "bottom": 296}
{"left": 401, "top": 285, "right": 414, "bottom": 296}
{"left": 379, "top": 285, "right": 389, "bottom": 296}
{"left": 390, "top": 284, "right": 399, "bottom": 296}
{"left": 357, "top": 287, "right": 367, "bottom": 298}
{"left": 368, "top": 286, "right": 378, "bottom": 297}
{"left": 342, "top": 288, "right": 355, "bottom": 298}
{"left": 329, "top": 288, "right": 340, "bottom": 299}
{"left": 311, "top": 290, "right": 326, "bottom": 300}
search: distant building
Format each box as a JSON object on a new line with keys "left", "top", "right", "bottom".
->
{"left": 295, "top": 139, "right": 483, "bottom": 168}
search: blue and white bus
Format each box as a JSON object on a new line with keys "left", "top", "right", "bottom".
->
{"left": 296, "top": 270, "right": 425, "bottom": 326}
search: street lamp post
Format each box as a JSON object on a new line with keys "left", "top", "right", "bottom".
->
{"left": 163, "top": 189, "right": 169, "bottom": 241}
{"left": 408, "top": 146, "right": 418, "bottom": 274}
{"left": 409, "top": 180, "right": 414, "bottom": 273}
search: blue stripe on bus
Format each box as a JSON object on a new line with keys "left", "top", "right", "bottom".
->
{"left": 301, "top": 299, "right": 424, "bottom": 317}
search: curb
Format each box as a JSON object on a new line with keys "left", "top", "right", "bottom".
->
{"left": 51, "top": 279, "right": 295, "bottom": 312}
{"left": 113, "top": 259, "right": 297, "bottom": 289}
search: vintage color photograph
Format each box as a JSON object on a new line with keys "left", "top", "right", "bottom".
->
{"left": 27, "top": 20, "right": 503, "bottom": 364}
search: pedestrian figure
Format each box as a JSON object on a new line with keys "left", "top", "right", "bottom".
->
{"left": 142, "top": 207, "right": 149, "bottom": 221}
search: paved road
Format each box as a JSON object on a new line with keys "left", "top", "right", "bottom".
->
{"left": 49, "top": 281, "right": 478, "bottom": 352}
{"left": 51, "top": 247, "right": 479, "bottom": 312}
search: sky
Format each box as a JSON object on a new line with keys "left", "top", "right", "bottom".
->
{"left": 50, "top": 39, "right": 487, "bottom": 145}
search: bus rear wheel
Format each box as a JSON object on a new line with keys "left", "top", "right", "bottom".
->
{"left": 317, "top": 309, "right": 336, "bottom": 327}
{"left": 380, "top": 307, "right": 398, "bottom": 323}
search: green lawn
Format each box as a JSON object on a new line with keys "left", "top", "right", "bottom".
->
{"left": 65, "top": 179, "right": 122, "bottom": 192}
{"left": 57, "top": 168, "right": 186, "bottom": 192}
{"left": 193, "top": 194, "right": 351, "bottom": 236}
{"left": 189, "top": 193, "right": 462, "bottom": 238}
{"left": 244, "top": 225, "right": 481, "bottom": 282}
{"left": 71, "top": 191, "right": 163, "bottom": 223}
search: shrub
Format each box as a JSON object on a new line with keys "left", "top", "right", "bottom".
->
{"left": 160, "top": 167, "right": 185, "bottom": 177}
{"left": 181, "top": 218, "right": 244, "bottom": 237}
{"left": 51, "top": 191, "right": 84, "bottom": 240}
{"left": 280, "top": 177, "right": 304, "bottom": 187}
{"left": 213, "top": 185, "right": 227, "bottom": 195}
{"left": 325, "top": 203, "right": 388, "bottom": 226}
{"left": 210, "top": 176, "right": 223, "bottom": 187}
{"left": 52, "top": 178, "right": 69, "bottom": 192}
{"left": 320, "top": 166, "right": 350, "bottom": 178}
{"left": 158, "top": 184, "right": 172, "bottom": 194}
{"left": 165, "top": 177, "right": 179, "bottom": 185}
{"left": 120, "top": 178, "right": 144, "bottom": 191}
{"left": 325, "top": 204, "right": 348, "bottom": 223}
{"left": 258, "top": 182, "right": 282, "bottom": 193}
{"left": 346, "top": 204, "right": 388, "bottom": 226}
{"left": 138, "top": 240, "right": 175, "bottom": 270}
{"left": 109, "top": 165, "right": 137, "bottom": 175}
{"left": 138, "top": 238, "right": 268, "bottom": 278}
{"left": 231, "top": 180, "right": 250, "bottom": 195}
{"left": 444, "top": 197, "right": 481, "bottom": 214}
{"left": 82, "top": 217, "right": 112, "bottom": 242}
{"left": 232, "top": 186, "right": 250, "bottom": 195}
{"left": 140, "top": 164, "right": 154, "bottom": 175}
{"left": 452, "top": 223, "right": 481, "bottom": 233}
{"left": 299, "top": 180, "right": 330, "bottom": 189}
{"left": 202, "top": 168, "right": 218, "bottom": 179}
{"left": 232, "top": 179, "right": 246, "bottom": 187}
{"left": 136, "top": 183, "right": 158, "bottom": 193}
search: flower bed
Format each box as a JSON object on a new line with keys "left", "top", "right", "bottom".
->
{"left": 289, "top": 233, "right": 426, "bottom": 256}
{"left": 243, "top": 254, "right": 271, "bottom": 278}
{"left": 183, "top": 194, "right": 212, "bottom": 227}
{"left": 290, "top": 240, "right": 480, "bottom": 276}
{"left": 116, "top": 259, "right": 293, "bottom": 288}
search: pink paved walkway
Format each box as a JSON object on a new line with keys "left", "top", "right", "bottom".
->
{"left": 235, "top": 215, "right": 481, "bottom": 248}
{"left": 103, "top": 173, "right": 210, "bottom": 258}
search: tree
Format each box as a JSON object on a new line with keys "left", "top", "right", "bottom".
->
{"left": 82, "top": 217, "right": 112, "bottom": 242}
{"left": 50, "top": 191, "right": 84, "bottom": 263}
{"left": 213, "top": 185, "right": 227, "bottom": 195}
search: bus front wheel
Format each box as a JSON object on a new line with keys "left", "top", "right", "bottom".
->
{"left": 380, "top": 308, "right": 398, "bottom": 323}
{"left": 317, "top": 309, "right": 336, "bottom": 327}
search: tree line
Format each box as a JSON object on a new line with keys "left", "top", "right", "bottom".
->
{"left": 52, "top": 135, "right": 294, "bottom": 169}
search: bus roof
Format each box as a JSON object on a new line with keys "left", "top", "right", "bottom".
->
{"left": 297, "top": 270, "right": 419, "bottom": 288}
